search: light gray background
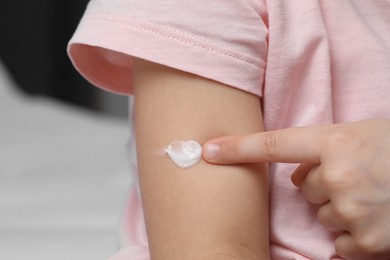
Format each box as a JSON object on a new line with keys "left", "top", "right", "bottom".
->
{"left": 0, "top": 61, "right": 133, "bottom": 260}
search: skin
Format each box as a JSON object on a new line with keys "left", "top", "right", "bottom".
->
{"left": 203, "top": 119, "right": 390, "bottom": 260}
{"left": 132, "top": 58, "right": 270, "bottom": 259}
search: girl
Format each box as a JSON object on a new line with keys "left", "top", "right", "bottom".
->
{"left": 68, "top": 1, "right": 390, "bottom": 259}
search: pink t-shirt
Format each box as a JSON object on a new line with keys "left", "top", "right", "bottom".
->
{"left": 68, "top": 1, "right": 390, "bottom": 259}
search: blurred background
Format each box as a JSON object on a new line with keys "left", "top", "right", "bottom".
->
{"left": 0, "top": 0, "right": 128, "bottom": 117}
{"left": 0, "top": 1, "right": 133, "bottom": 259}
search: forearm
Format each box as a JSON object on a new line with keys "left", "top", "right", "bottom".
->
{"left": 133, "top": 58, "right": 269, "bottom": 259}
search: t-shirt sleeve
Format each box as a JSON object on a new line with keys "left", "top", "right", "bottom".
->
{"left": 67, "top": 0, "right": 268, "bottom": 96}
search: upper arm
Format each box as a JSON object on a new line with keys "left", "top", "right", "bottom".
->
{"left": 132, "top": 58, "right": 269, "bottom": 259}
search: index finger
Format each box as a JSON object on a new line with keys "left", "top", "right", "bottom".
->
{"left": 203, "top": 125, "right": 329, "bottom": 164}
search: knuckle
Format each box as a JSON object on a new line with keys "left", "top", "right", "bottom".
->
{"left": 325, "top": 127, "right": 363, "bottom": 153}
{"left": 320, "top": 167, "right": 355, "bottom": 191}
{"left": 331, "top": 199, "right": 361, "bottom": 223}
{"left": 317, "top": 207, "right": 330, "bottom": 228}
{"left": 355, "top": 232, "right": 386, "bottom": 257}
{"left": 260, "top": 133, "right": 283, "bottom": 159}
{"left": 326, "top": 130, "right": 350, "bottom": 148}
{"left": 334, "top": 235, "right": 348, "bottom": 258}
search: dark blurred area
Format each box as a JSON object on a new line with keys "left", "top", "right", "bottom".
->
{"left": 0, "top": 1, "right": 128, "bottom": 117}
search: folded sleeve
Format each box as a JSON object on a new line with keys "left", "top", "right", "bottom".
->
{"left": 67, "top": 0, "right": 268, "bottom": 96}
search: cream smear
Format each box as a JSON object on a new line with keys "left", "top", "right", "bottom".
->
{"left": 164, "top": 140, "right": 202, "bottom": 169}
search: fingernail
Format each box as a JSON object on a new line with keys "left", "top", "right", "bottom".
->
{"left": 203, "top": 143, "right": 220, "bottom": 160}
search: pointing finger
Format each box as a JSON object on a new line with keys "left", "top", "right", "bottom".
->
{"left": 203, "top": 126, "right": 328, "bottom": 164}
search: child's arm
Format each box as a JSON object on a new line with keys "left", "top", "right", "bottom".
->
{"left": 132, "top": 58, "right": 269, "bottom": 260}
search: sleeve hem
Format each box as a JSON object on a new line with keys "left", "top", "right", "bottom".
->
{"left": 67, "top": 12, "right": 265, "bottom": 97}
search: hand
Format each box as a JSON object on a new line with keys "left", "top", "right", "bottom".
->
{"left": 203, "top": 119, "right": 390, "bottom": 260}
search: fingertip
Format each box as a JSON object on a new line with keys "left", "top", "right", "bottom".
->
{"left": 202, "top": 142, "right": 221, "bottom": 162}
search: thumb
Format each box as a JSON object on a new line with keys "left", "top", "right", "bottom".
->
{"left": 203, "top": 127, "right": 326, "bottom": 164}
{"left": 291, "top": 163, "right": 318, "bottom": 187}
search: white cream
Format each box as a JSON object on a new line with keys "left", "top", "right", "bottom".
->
{"left": 164, "top": 140, "right": 202, "bottom": 169}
